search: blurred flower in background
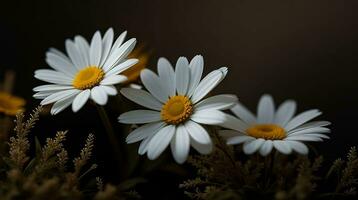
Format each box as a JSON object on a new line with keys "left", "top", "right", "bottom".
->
{"left": 0, "top": 91, "right": 25, "bottom": 116}
{"left": 122, "top": 45, "right": 150, "bottom": 87}
{"left": 221, "top": 94, "right": 330, "bottom": 156}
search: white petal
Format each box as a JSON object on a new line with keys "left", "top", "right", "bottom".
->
{"left": 102, "top": 38, "right": 136, "bottom": 71}
{"left": 118, "top": 110, "right": 161, "bottom": 124}
{"left": 286, "top": 141, "right": 308, "bottom": 154}
{"left": 34, "top": 69, "right": 72, "bottom": 85}
{"left": 101, "top": 85, "right": 117, "bottom": 96}
{"left": 100, "top": 28, "right": 114, "bottom": 66}
{"left": 138, "top": 136, "right": 152, "bottom": 155}
{"left": 289, "top": 121, "right": 331, "bottom": 133}
{"left": 190, "top": 138, "right": 213, "bottom": 154}
{"left": 126, "top": 122, "right": 165, "bottom": 143}
{"left": 101, "top": 75, "right": 127, "bottom": 85}
{"left": 41, "top": 89, "right": 79, "bottom": 105}
{"left": 285, "top": 135, "right": 323, "bottom": 142}
{"left": 72, "top": 89, "right": 90, "bottom": 112}
{"left": 301, "top": 133, "right": 330, "bottom": 139}
{"left": 175, "top": 57, "right": 190, "bottom": 95}
{"left": 184, "top": 120, "right": 211, "bottom": 144}
{"left": 157, "top": 57, "right": 176, "bottom": 97}
{"left": 274, "top": 100, "right": 296, "bottom": 126}
{"left": 50, "top": 94, "right": 77, "bottom": 115}
{"left": 45, "top": 52, "right": 76, "bottom": 76}
{"left": 273, "top": 141, "right": 292, "bottom": 154}
{"left": 89, "top": 31, "right": 102, "bottom": 66}
{"left": 171, "top": 125, "right": 190, "bottom": 164}
{"left": 33, "top": 91, "right": 57, "bottom": 99}
{"left": 243, "top": 139, "right": 265, "bottom": 154}
{"left": 285, "top": 109, "right": 322, "bottom": 131}
{"left": 288, "top": 127, "right": 330, "bottom": 136}
{"left": 91, "top": 86, "right": 108, "bottom": 105}
{"left": 191, "top": 67, "right": 228, "bottom": 103}
{"left": 190, "top": 109, "right": 227, "bottom": 125}
{"left": 187, "top": 55, "right": 204, "bottom": 97}
{"left": 33, "top": 84, "right": 74, "bottom": 92}
{"left": 195, "top": 94, "right": 238, "bottom": 111}
{"left": 140, "top": 69, "right": 168, "bottom": 103}
{"left": 74, "top": 35, "right": 90, "bottom": 67}
{"left": 257, "top": 94, "right": 275, "bottom": 124}
{"left": 230, "top": 102, "right": 257, "bottom": 125}
{"left": 65, "top": 39, "right": 86, "bottom": 70}
{"left": 147, "top": 125, "right": 176, "bottom": 160}
{"left": 218, "top": 113, "right": 248, "bottom": 132}
{"left": 227, "top": 135, "right": 254, "bottom": 145}
{"left": 109, "top": 31, "right": 127, "bottom": 54}
{"left": 120, "top": 88, "right": 162, "bottom": 110}
{"left": 259, "top": 140, "right": 273, "bottom": 156}
{"left": 105, "top": 59, "right": 138, "bottom": 76}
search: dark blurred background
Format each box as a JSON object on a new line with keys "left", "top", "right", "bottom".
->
{"left": 1, "top": 0, "right": 358, "bottom": 199}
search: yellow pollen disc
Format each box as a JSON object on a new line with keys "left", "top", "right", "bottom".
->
{"left": 73, "top": 66, "right": 105, "bottom": 90}
{"left": 246, "top": 124, "right": 286, "bottom": 140}
{"left": 161, "top": 95, "right": 193, "bottom": 125}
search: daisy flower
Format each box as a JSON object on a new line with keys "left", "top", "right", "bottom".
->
{"left": 33, "top": 28, "right": 137, "bottom": 115}
{"left": 221, "top": 94, "right": 330, "bottom": 156}
{"left": 118, "top": 55, "right": 237, "bottom": 163}
{"left": 0, "top": 91, "right": 25, "bottom": 116}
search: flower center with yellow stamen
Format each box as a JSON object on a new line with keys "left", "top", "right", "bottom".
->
{"left": 246, "top": 124, "right": 286, "bottom": 140}
{"left": 161, "top": 95, "right": 193, "bottom": 125}
{"left": 73, "top": 66, "right": 105, "bottom": 90}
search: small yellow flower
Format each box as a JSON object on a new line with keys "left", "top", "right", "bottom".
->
{"left": 122, "top": 46, "right": 150, "bottom": 84}
{"left": 0, "top": 91, "right": 25, "bottom": 116}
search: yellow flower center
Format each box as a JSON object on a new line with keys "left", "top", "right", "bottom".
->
{"left": 246, "top": 124, "right": 286, "bottom": 140}
{"left": 0, "top": 92, "right": 25, "bottom": 116}
{"left": 73, "top": 66, "right": 105, "bottom": 90}
{"left": 161, "top": 95, "right": 193, "bottom": 125}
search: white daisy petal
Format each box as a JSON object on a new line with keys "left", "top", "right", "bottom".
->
{"left": 184, "top": 120, "right": 211, "bottom": 144}
{"left": 243, "top": 139, "right": 265, "bottom": 154}
{"left": 284, "top": 135, "right": 323, "bottom": 142}
{"left": 259, "top": 140, "right": 274, "bottom": 156}
{"left": 290, "top": 121, "right": 331, "bottom": 133}
{"left": 101, "top": 75, "right": 127, "bottom": 85}
{"left": 301, "top": 133, "right": 330, "bottom": 139}
{"left": 126, "top": 122, "right": 165, "bottom": 144}
{"left": 219, "top": 113, "right": 248, "bottom": 132}
{"left": 120, "top": 88, "right": 162, "bottom": 110}
{"left": 138, "top": 135, "right": 154, "bottom": 155}
{"left": 118, "top": 110, "right": 161, "bottom": 124}
{"left": 65, "top": 39, "right": 86, "bottom": 70}
{"left": 90, "top": 86, "right": 108, "bottom": 105}
{"left": 171, "top": 125, "right": 190, "bottom": 164}
{"left": 45, "top": 52, "right": 76, "bottom": 76}
{"left": 187, "top": 55, "right": 204, "bottom": 97}
{"left": 33, "top": 84, "right": 74, "bottom": 92}
{"left": 51, "top": 94, "right": 77, "bottom": 115}
{"left": 72, "top": 89, "right": 90, "bottom": 112}
{"left": 175, "top": 57, "right": 190, "bottom": 95}
{"left": 147, "top": 125, "right": 176, "bottom": 160}
{"left": 274, "top": 100, "right": 296, "bottom": 127}
{"left": 257, "top": 94, "right": 275, "bottom": 124}
{"left": 288, "top": 127, "right": 330, "bottom": 136}
{"left": 195, "top": 94, "right": 238, "bottom": 111}
{"left": 105, "top": 59, "right": 138, "bottom": 76}
{"left": 285, "top": 109, "right": 322, "bottom": 131}
{"left": 74, "top": 35, "right": 90, "bottom": 67}
{"left": 190, "top": 137, "right": 213, "bottom": 154}
{"left": 48, "top": 47, "right": 69, "bottom": 60}
{"left": 286, "top": 141, "right": 309, "bottom": 154}
{"left": 158, "top": 57, "right": 176, "bottom": 97}
{"left": 140, "top": 69, "right": 168, "bottom": 103}
{"left": 230, "top": 102, "right": 257, "bottom": 125}
{"left": 190, "top": 109, "right": 227, "bottom": 125}
{"left": 227, "top": 135, "right": 254, "bottom": 145}
{"left": 35, "top": 69, "right": 72, "bottom": 85}
{"left": 101, "top": 85, "right": 117, "bottom": 96}
{"left": 100, "top": 28, "right": 114, "bottom": 66}
{"left": 273, "top": 140, "right": 292, "bottom": 154}
{"left": 41, "top": 89, "right": 79, "bottom": 105}
{"left": 102, "top": 38, "right": 136, "bottom": 71}
{"left": 33, "top": 91, "right": 57, "bottom": 99}
{"left": 191, "top": 67, "right": 228, "bottom": 103}
{"left": 109, "top": 31, "right": 127, "bottom": 54}
{"left": 89, "top": 31, "right": 102, "bottom": 67}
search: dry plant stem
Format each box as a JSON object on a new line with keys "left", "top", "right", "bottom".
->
{"left": 95, "top": 105, "right": 124, "bottom": 178}
{"left": 212, "top": 127, "right": 236, "bottom": 168}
